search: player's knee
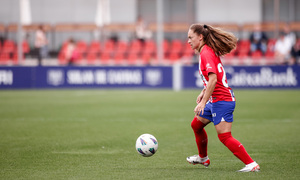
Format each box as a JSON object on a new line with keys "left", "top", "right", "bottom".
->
{"left": 191, "top": 116, "right": 205, "bottom": 131}
{"left": 191, "top": 118, "right": 198, "bottom": 130}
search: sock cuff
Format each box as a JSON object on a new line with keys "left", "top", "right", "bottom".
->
{"left": 218, "top": 132, "right": 232, "bottom": 143}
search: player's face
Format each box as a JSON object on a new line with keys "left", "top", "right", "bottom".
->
{"left": 188, "top": 29, "right": 202, "bottom": 50}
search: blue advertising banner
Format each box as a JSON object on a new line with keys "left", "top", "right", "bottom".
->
{"left": 0, "top": 67, "right": 33, "bottom": 88}
{"left": 0, "top": 65, "right": 299, "bottom": 89}
{"left": 182, "top": 65, "right": 300, "bottom": 89}
{"left": 0, "top": 66, "right": 173, "bottom": 89}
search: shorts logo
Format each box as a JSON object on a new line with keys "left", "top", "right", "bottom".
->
{"left": 212, "top": 113, "right": 216, "bottom": 117}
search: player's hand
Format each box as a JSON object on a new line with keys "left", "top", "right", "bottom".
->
{"left": 194, "top": 102, "right": 205, "bottom": 116}
{"left": 196, "top": 93, "right": 204, "bottom": 104}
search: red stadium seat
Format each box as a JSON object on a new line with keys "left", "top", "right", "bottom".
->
{"left": 224, "top": 49, "right": 236, "bottom": 59}
{"left": 237, "top": 52, "right": 248, "bottom": 65}
{"left": 182, "top": 41, "right": 194, "bottom": 58}
{"left": 86, "top": 52, "right": 99, "bottom": 65}
{"left": 88, "top": 41, "right": 101, "bottom": 54}
{"left": 251, "top": 50, "right": 262, "bottom": 58}
{"left": 144, "top": 40, "right": 156, "bottom": 55}
{"left": 236, "top": 40, "right": 250, "bottom": 57}
{"left": 102, "top": 40, "right": 115, "bottom": 55}
{"left": 113, "top": 52, "right": 124, "bottom": 65}
{"left": 141, "top": 52, "right": 153, "bottom": 65}
{"left": 167, "top": 52, "right": 180, "bottom": 64}
{"left": 0, "top": 52, "right": 11, "bottom": 65}
{"left": 99, "top": 52, "right": 111, "bottom": 65}
{"left": 127, "top": 53, "right": 139, "bottom": 65}
{"left": 76, "top": 40, "right": 88, "bottom": 54}
{"left": 115, "top": 41, "right": 128, "bottom": 54}
{"left": 22, "top": 41, "right": 30, "bottom": 54}
{"left": 237, "top": 47, "right": 249, "bottom": 57}
{"left": 250, "top": 50, "right": 263, "bottom": 65}
{"left": 2, "top": 40, "right": 16, "bottom": 54}
{"left": 128, "top": 40, "right": 142, "bottom": 54}
{"left": 170, "top": 39, "right": 183, "bottom": 54}
{"left": 238, "top": 40, "right": 251, "bottom": 47}
{"left": 223, "top": 50, "right": 236, "bottom": 65}
{"left": 77, "top": 52, "right": 85, "bottom": 64}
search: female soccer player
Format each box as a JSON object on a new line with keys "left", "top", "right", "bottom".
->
{"left": 186, "top": 24, "right": 260, "bottom": 172}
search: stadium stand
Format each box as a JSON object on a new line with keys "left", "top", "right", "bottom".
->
{"left": 99, "top": 52, "right": 111, "bottom": 65}
{"left": 0, "top": 52, "right": 10, "bottom": 65}
{"left": 0, "top": 22, "right": 299, "bottom": 66}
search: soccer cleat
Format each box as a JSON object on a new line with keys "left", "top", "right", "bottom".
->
{"left": 186, "top": 155, "right": 210, "bottom": 167}
{"left": 238, "top": 162, "right": 260, "bottom": 172}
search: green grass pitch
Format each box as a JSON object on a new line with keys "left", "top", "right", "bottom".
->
{"left": 0, "top": 89, "right": 299, "bottom": 179}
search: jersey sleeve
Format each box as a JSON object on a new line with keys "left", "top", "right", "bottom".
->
{"left": 200, "top": 49, "right": 217, "bottom": 74}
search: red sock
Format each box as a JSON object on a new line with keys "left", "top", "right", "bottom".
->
{"left": 218, "top": 132, "right": 254, "bottom": 165}
{"left": 191, "top": 116, "right": 208, "bottom": 158}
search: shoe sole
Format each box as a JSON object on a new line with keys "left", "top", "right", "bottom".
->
{"left": 187, "top": 160, "right": 210, "bottom": 168}
{"left": 238, "top": 165, "right": 260, "bottom": 172}
{"left": 251, "top": 166, "right": 260, "bottom": 172}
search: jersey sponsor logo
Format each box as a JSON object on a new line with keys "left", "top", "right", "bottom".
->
{"left": 206, "top": 63, "right": 212, "bottom": 69}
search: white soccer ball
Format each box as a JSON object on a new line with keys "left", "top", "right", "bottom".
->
{"left": 135, "top": 134, "right": 158, "bottom": 157}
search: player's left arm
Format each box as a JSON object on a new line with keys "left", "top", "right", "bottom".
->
{"left": 194, "top": 72, "right": 217, "bottom": 115}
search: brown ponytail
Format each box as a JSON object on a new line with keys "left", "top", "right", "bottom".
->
{"left": 189, "top": 24, "right": 238, "bottom": 56}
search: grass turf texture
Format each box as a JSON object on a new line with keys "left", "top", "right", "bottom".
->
{"left": 0, "top": 90, "right": 299, "bottom": 180}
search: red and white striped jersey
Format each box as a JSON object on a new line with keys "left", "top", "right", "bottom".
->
{"left": 199, "top": 45, "right": 235, "bottom": 103}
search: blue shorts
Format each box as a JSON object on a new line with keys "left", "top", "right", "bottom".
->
{"left": 198, "top": 101, "right": 236, "bottom": 125}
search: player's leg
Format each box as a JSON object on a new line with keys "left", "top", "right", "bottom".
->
{"left": 191, "top": 116, "right": 210, "bottom": 158}
{"left": 212, "top": 101, "right": 260, "bottom": 172}
{"left": 215, "top": 121, "right": 254, "bottom": 164}
{"left": 215, "top": 122, "right": 260, "bottom": 172}
{"left": 187, "top": 102, "right": 212, "bottom": 167}
{"left": 187, "top": 116, "right": 211, "bottom": 167}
